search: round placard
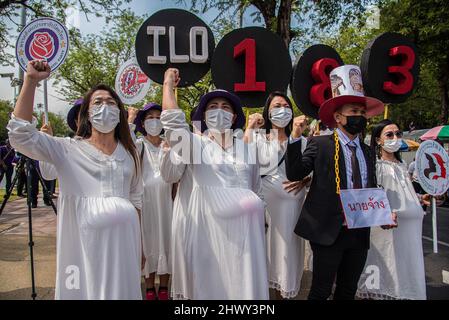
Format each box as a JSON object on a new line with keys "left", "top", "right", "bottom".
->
{"left": 135, "top": 9, "right": 215, "bottom": 87}
{"left": 416, "top": 140, "right": 449, "bottom": 196}
{"left": 361, "top": 32, "right": 419, "bottom": 103}
{"left": 211, "top": 27, "right": 292, "bottom": 108}
{"left": 16, "top": 17, "right": 70, "bottom": 73}
{"left": 115, "top": 58, "right": 151, "bottom": 105}
{"left": 290, "top": 44, "right": 343, "bottom": 119}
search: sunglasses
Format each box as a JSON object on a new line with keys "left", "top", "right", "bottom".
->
{"left": 383, "top": 131, "right": 403, "bottom": 139}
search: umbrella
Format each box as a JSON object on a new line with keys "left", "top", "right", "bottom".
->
{"left": 420, "top": 125, "right": 449, "bottom": 141}
{"left": 399, "top": 139, "right": 420, "bottom": 151}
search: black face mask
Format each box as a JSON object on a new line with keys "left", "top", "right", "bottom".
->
{"left": 342, "top": 115, "right": 367, "bottom": 135}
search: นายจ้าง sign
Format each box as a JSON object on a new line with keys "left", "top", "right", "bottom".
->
{"left": 416, "top": 140, "right": 449, "bottom": 196}
{"left": 16, "top": 17, "right": 69, "bottom": 73}
{"left": 340, "top": 188, "right": 394, "bottom": 229}
{"left": 115, "top": 58, "right": 151, "bottom": 105}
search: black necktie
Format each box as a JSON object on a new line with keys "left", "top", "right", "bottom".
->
{"left": 348, "top": 145, "right": 362, "bottom": 189}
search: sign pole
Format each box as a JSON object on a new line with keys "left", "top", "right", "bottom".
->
{"left": 43, "top": 79, "right": 49, "bottom": 124}
{"left": 432, "top": 196, "right": 438, "bottom": 253}
{"left": 384, "top": 104, "right": 389, "bottom": 119}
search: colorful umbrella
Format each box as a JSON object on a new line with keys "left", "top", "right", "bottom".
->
{"left": 399, "top": 139, "right": 420, "bottom": 151}
{"left": 420, "top": 125, "right": 449, "bottom": 141}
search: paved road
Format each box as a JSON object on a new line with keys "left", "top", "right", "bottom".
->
{"left": 422, "top": 206, "right": 449, "bottom": 299}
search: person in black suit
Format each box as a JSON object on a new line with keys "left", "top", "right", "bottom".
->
{"left": 285, "top": 65, "right": 396, "bottom": 300}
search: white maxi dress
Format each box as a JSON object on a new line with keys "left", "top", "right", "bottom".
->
{"left": 137, "top": 138, "right": 173, "bottom": 277}
{"left": 7, "top": 115, "right": 143, "bottom": 300}
{"left": 358, "top": 160, "right": 426, "bottom": 300}
{"left": 160, "top": 148, "right": 193, "bottom": 299}
{"left": 256, "top": 133, "right": 307, "bottom": 298}
{"left": 160, "top": 109, "right": 269, "bottom": 300}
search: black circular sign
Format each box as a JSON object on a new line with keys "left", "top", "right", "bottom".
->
{"left": 290, "top": 44, "right": 344, "bottom": 119}
{"left": 211, "top": 27, "right": 292, "bottom": 108}
{"left": 135, "top": 9, "right": 215, "bottom": 87}
{"left": 361, "top": 32, "right": 419, "bottom": 103}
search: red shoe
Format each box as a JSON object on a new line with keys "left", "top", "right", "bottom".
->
{"left": 145, "top": 289, "right": 157, "bottom": 300}
{"left": 158, "top": 287, "right": 169, "bottom": 300}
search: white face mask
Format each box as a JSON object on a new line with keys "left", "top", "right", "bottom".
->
{"left": 89, "top": 104, "right": 120, "bottom": 134}
{"left": 205, "top": 109, "right": 234, "bottom": 133}
{"left": 269, "top": 107, "right": 292, "bottom": 128}
{"left": 144, "top": 118, "right": 163, "bottom": 136}
{"left": 382, "top": 138, "right": 403, "bottom": 153}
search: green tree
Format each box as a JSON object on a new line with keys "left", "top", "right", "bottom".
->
{"left": 379, "top": 0, "right": 449, "bottom": 125}
{"left": 53, "top": 9, "right": 144, "bottom": 101}
{"left": 182, "top": 0, "right": 376, "bottom": 50}
{"left": 0, "top": 100, "right": 13, "bottom": 143}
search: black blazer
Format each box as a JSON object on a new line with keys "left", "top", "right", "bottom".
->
{"left": 285, "top": 134, "right": 376, "bottom": 247}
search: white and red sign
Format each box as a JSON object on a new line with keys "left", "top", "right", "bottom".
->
{"left": 115, "top": 58, "right": 151, "bottom": 105}
{"left": 416, "top": 140, "right": 449, "bottom": 196}
{"left": 16, "top": 18, "right": 69, "bottom": 73}
{"left": 340, "top": 188, "right": 394, "bottom": 229}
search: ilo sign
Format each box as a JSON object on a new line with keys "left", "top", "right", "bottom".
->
{"left": 16, "top": 18, "right": 69, "bottom": 73}
{"left": 135, "top": 9, "right": 215, "bottom": 87}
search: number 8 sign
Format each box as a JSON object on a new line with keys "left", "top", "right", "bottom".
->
{"left": 211, "top": 27, "right": 292, "bottom": 108}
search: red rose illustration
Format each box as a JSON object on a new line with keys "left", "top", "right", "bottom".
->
{"left": 30, "top": 32, "right": 54, "bottom": 60}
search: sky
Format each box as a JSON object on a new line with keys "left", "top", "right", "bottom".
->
{"left": 0, "top": 0, "right": 261, "bottom": 117}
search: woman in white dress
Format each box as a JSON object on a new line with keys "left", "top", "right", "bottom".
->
{"left": 8, "top": 60, "right": 144, "bottom": 300}
{"left": 160, "top": 111, "right": 197, "bottom": 300}
{"left": 160, "top": 68, "right": 268, "bottom": 300}
{"left": 129, "top": 103, "right": 173, "bottom": 300}
{"left": 244, "top": 92, "right": 310, "bottom": 299}
{"left": 357, "top": 119, "right": 427, "bottom": 300}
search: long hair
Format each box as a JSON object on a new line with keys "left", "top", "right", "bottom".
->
{"left": 262, "top": 91, "right": 294, "bottom": 136}
{"left": 76, "top": 84, "right": 140, "bottom": 172}
{"left": 370, "top": 119, "right": 402, "bottom": 162}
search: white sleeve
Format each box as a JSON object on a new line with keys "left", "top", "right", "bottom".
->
{"left": 160, "top": 109, "right": 201, "bottom": 164}
{"left": 160, "top": 148, "right": 186, "bottom": 183}
{"left": 129, "top": 162, "right": 143, "bottom": 211}
{"left": 40, "top": 161, "right": 58, "bottom": 180}
{"left": 7, "top": 114, "right": 67, "bottom": 166}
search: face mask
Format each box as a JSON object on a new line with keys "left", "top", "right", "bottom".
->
{"left": 342, "top": 115, "right": 367, "bottom": 135}
{"left": 144, "top": 118, "right": 163, "bottom": 136}
{"left": 205, "top": 109, "right": 234, "bottom": 133}
{"left": 382, "top": 138, "right": 402, "bottom": 153}
{"left": 269, "top": 107, "right": 292, "bottom": 128}
{"left": 89, "top": 104, "right": 120, "bottom": 134}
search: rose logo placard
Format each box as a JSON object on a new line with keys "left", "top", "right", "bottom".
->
{"left": 115, "top": 58, "right": 152, "bottom": 105}
{"left": 16, "top": 18, "right": 69, "bottom": 73}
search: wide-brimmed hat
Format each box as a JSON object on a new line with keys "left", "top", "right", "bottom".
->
{"left": 67, "top": 98, "right": 83, "bottom": 132}
{"left": 319, "top": 65, "right": 384, "bottom": 128}
{"left": 134, "top": 102, "right": 162, "bottom": 135}
{"left": 192, "top": 89, "right": 245, "bottom": 133}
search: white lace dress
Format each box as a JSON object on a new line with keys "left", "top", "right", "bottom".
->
{"left": 256, "top": 133, "right": 307, "bottom": 298}
{"left": 137, "top": 138, "right": 173, "bottom": 277}
{"left": 357, "top": 160, "right": 426, "bottom": 300}
{"left": 7, "top": 115, "right": 143, "bottom": 300}
{"left": 160, "top": 109, "right": 268, "bottom": 300}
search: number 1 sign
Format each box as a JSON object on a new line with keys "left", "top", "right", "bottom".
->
{"left": 211, "top": 27, "right": 292, "bottom": 108}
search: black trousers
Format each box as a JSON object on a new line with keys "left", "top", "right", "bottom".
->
{"left": 309, "top": 227, "right": 369, "bottom": 300}
{"left": 0, "top": 166, "right": 13, "bottom": 193}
